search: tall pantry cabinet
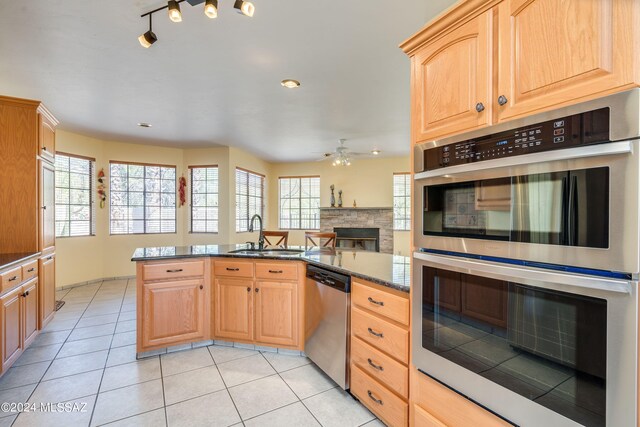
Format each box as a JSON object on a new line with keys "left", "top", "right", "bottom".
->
{"left": 0, "top": 95, "right": 58, "bottom": 329}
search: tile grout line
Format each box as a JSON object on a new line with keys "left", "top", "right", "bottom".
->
{"left": 159, "top": 348, "right": 169, "bottom": 427}
{"left": 206, "top": 345, "right": 245, "bottom": 425}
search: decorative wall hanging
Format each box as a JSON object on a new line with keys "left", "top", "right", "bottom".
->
{"left": 97, "top": 168, "right": 107, "bottom": 209}
{"left": 179, "top": 175, "right": 187, "bottom": 207}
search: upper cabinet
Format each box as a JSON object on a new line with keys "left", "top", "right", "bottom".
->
{"left": 401, "top": 0, "right": 640, "bottom": 144}
{"left": 412, "top": 10, "right": 492, "bottom": 142}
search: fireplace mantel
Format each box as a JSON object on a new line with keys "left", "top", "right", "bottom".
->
{"left": 319, "top": 207, "right": 394, "bottom": 253}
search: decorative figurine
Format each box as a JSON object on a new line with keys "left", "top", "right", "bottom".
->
{"left": 330, "top": 184, "right": 335, "bottom": 207}
{"left": 353, "top": 199, "right": 356, "bottom": 208}
{"left": 338, "top": 190, "right": 343, "bottom": 207}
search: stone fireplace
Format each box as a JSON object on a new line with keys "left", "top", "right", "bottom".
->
{"left": 319, "top": 207, "right": 394, "bottom": 253}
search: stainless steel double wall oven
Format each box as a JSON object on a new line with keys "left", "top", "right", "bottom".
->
{"left": 413, "top": 90, "right": 640, "bottom": 426}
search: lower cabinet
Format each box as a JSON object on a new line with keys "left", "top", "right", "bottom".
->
{"left": 214, "top": 278, "right": 254, "bottom": 342}
{"left": 1, "top": 278, "right": 39, "bottom": 373}
{"left": 254, "top": 280, "right": 298, "bottom": 347}
{"left": 38, "top": 252, "right": 55, "bottom": 329}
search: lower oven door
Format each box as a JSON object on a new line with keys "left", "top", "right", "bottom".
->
{"left": 412, "top": 251, "right": 637, "bottom": 427}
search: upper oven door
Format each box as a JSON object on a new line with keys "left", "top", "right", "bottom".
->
{"left": 414, "top": 140, "right": 640, "bottom": 273}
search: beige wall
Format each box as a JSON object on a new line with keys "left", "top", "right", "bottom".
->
{"left": 55, "top": 130, "right": 410, "bottom": 287}
{"left": 268, "top": 157, "right": 411, "bottom": 255}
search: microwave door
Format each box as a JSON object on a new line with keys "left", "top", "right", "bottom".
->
{"left": 511, "top": 172, "right": 569, "bottom": 245}
{"left": 568, "top": 168, "right": 609, "bottom": 248}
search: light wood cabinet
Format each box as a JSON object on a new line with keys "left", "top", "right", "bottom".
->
{"left": 38, "top": 252, "right": 56, "bottom": 329}
{"left": 254, "top": 280, "right": 298, "bottom": 347}
{"left": 214, "top": 278, "right": 254, "bottom": 342}
{"left": 136, "top": 258, "right": 210, "bottom": 353}
{"left": 39, "top": 160, "right": 55, "bottom": 253}
{"left": 39, "top": 113, "right": 56, "bottom": 164}
{"left": 22, "top": 279, "right": 38, "bottom": 348}
{"left": 141, "top": 278, "right": 207, "bottom": 349}
{"left": 411, "top": 9, "right": 492, "bottom": 142}
{"left": 401, "top": 0, "right": 640, "bottom": 143}
{"left": 1, "top": 287, "right": 22, "bottom": 371}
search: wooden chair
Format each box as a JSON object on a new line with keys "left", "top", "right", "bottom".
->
{"left": 263, "top": 231, "right": 289, "bottom": 248}
{"left": 305, "top": 232, "right": 336, "bottom": 249}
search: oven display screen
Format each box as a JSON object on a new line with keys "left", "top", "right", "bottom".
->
{"left": 421, "top": 266, "right": 607, "bottom": 426}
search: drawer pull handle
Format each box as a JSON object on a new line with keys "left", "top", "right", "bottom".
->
{"left": 166, "top": 269, "right": 183, "bottom": 273}
{"left": 367, "top": 358, "right": 384, "bottom": 371}
{"left": 27, "top": 268, "right": 35, "bottom": 272}
{"left": 226, "top": 267, "right": 240, "bottom": 271}
{"left": 367, "top": 327, "right": 384, "bottom": 338}
{"left": 367, "top": 297, "right": 384, "bottom": 306}
{"left": 367, "top": 390, "right": 383, "bottom": 405}
{"left": 8, "top": 276, "right": 18, "bottom": 282}
{"left": 46, "top": 256, "right": 53, "bottom": 261}
{"left": 268, "top": 270, "right": 283, "bottom": 274}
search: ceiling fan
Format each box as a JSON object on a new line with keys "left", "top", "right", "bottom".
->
{"left": 320, "top": 139, "right": 366, "bottom": 166}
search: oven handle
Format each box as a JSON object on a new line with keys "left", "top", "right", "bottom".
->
{"left": 414, "top": 140, "right": 633, "bottom": 180}
{"left": 413, "top": 251, "right": 633, "bottom": 295}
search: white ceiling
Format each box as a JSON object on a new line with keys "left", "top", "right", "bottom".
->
{"left": 0, "top": 0, "right": 455, "bottom": 162}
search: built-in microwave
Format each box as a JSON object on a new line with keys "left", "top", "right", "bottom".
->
{"left": 413, "top": 89, "right": 640, "bottom": 274}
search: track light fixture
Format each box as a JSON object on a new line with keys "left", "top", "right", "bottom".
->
{"left": 138, "top": 15, "right": 157, "bottom": 48}
{"left": 139, "top": 0, "right": 255, "bottom": 47}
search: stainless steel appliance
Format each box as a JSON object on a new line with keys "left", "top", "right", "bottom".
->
{"left": 304, "top": 264, "right": 351, "bottom": 389}
{"left": 414, "top": 89, "right": 640, "bottom": 273}
{"left": 413, "top": 252, "right": 637, "bottom": 426}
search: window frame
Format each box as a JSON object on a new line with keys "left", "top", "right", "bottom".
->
{"left": 189, "top": 164, "right": 219, "bottom": 234}
{"left": 235, "top": 167, "right": 265, "bottom": 233}
{"left": 278, "top": 175, "right": 321, "bottom": 230}
{"left": 54, "top": 151, "right": 96, "bottom": 238}
{"left": 393, "top": 172, "right": 411, "bottom": 231}
{"left": 109, "top": 160, "right": 177, "bottom": 235}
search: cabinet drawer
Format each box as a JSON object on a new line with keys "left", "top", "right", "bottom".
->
{"left": 411, "top": 369, "right": 511, "bottom": 427}
{"left": 22, "top": 261, "right": 38, "bottom": 281}
{"left": 142, "top": 260, "right": 205, "bottom": 281}
{"left": 351, "top": 307, "right": 408, "bottom": 364}
{"left": 351, "top": 363, "right": 408, "bottom": 427}
{"left": 351, "top": 336, "right": 408, "bottom": 398}
{"left": 255, "top": 262, "right": 297, "bottom": 280}
{"left": 352, "top": 281, "right": 409, "bottom": 326}
{"left": 214, "top": 260, "right": 254, "bottom": 278}
{"left": 1, "top": 267, "right": 22, "bottom": 293}
{"left": 412, "top": 404, "right": 447, "bottom": 427}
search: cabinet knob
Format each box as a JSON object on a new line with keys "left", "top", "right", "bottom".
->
{"left": 246, "top": 287, "right": 251, "bottom": 292}
{"left": 199, "top": 285, "right": 203, "bottom": 290}
{"left": 42, "top": 147, "right": 47, "bottom": 151}
{"left": 498, "top": 95, "right": 508, "bottom": 106}
{"left": 475, "top": 102, "right": 485, "bottom": 113}
{"left": 255, "top": 288, "right": 260, "bottom": 293}
{"left": 42, "top": 206, "right": 47, "bottom": 210}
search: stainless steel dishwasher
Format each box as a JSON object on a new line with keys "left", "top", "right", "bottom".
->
{"left": 304, "top": 264, "right": 351, "bottom": 389}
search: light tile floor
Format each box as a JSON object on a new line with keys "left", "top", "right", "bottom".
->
{"left": 0, "top": 279, "right": 384, "bottom": 427}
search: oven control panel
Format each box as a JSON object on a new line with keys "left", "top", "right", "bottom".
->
{"left": 424, "top": 108, "right": 610, "bottom": 171}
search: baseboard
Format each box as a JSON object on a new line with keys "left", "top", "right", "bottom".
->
{"left": 58, "top": 275, "right": 136, "bottom": 290}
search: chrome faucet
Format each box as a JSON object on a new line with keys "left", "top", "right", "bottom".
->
{"left": 248, "top": 214, "right": 264, "bottom": 250}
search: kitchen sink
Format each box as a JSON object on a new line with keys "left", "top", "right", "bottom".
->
{"left": 228, "top": 249, "right": 304, "bottom": 256}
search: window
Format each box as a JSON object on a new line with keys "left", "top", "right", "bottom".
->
{"left": 279, "top": 176, "right": 320, "bottom": 230}
{"left": 55, "top": 153, "right": 95, "bottom": 237}
{"left": 393, "top": 173, "right": 411, "bottom": 230}
{"left": 109, "top": 161, "right": 176, "bottom": 234}
{"left": 236, "top": 168, "right": 264, "bottom": 232}
{"left": 190, "top": 165, "right": 219, "bottom": 233}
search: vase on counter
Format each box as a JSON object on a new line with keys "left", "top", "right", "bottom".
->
{"left": 330, "top": 184, "right": 335, "bottom": 207}
{"left": 338, "top": 190, "right": 343, "bottom": 207}
{"left": 353, "top": 199, "right": 356, "bottom": 208}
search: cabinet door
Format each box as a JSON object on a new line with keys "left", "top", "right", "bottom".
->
{"left": 39, "top": 160, "right": 55, "bottom": 252}
{"left": 142, "top": 278, "right": 206, "bottom": 349}
{"left": 39, "top": 114, "right": 56, "bottom": 164}
{"left": 1, "top": 287, "right": 22, "bottom": 371}
{"left": 497, "top": 0, "right": 637, "bottom": 121}
{"left": 22, "top": 279, "right": 38, "bottom": 347}
{"left": 39, "top": 253, "right": 56, "bottom": 329}
{"left": 412, "top": 9, "right": 492, "bottom": 143}
{"left": 254, "top": 280, "right": 298, "bottom": 348}
{"left": 214, "top": 278, "right": 253, "bottom": 342}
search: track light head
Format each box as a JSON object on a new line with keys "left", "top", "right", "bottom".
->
{"left": 204, "top": 0, "right": 218, "bottom": 18}
{"left": 168, "top": 0, "right": 182, "bottom": 22}
{"left": 138, "top": 30, "right": 158, "bottom": 48}
{"left": 234, "top": 0, "right": 255, "bottom": 17}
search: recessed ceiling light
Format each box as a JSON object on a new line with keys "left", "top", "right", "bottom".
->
{"left": 138, "top": 122, "right": 152, "bottom": 128}
{"left": 371, "top": 149, "right": 381, "bottom": 155}
{"left": 281, "top": 79, "right": 300, "bottom": 89}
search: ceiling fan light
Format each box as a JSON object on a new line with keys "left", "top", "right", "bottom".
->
{"left": 204, "top": 0, "right": 218, "bottom": 18}
{"left": 234, "top": 0, "right": 255, "bottom": 17}
{"left": 168, "top": 0, "right": 182, "bottom": 22}
{"left": 138, "top": 30, "right": 157, "bottom": 48}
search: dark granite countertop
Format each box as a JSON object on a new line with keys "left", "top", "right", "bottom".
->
{"left": 132, "top": 244, "right": 410, "bottom": 292}
{"left": 0, "top": 252, "right": 41, "bottom": 271}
